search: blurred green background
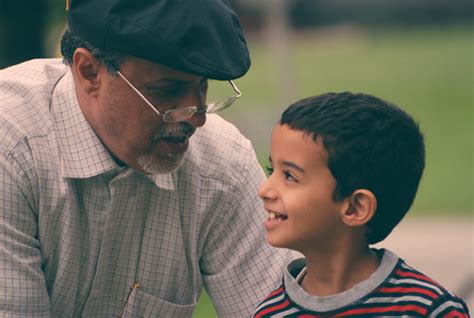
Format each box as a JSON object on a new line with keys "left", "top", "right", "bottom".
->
{"left": 224, "top": 25, "right": 473, "bottom": 216}
{"left": 1, "top": 0, "right": 472, "bottom": 316}
{"left": 201, "top": 24, "right": 474, "bottom": 317}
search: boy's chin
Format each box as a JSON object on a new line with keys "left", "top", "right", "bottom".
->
{"left": 266, "top": 234, "right": 291, "bottom": 250}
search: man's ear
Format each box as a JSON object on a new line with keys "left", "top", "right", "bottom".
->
{"left": 341, "top": 189, "right": 377, "bottom": 227}
{"left": 72, "top": 48, "right": 104, "bottom": 97}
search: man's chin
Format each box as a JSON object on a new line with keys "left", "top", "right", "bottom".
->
{"left": 137, "top": 152, "right": 185, "bottom": 175}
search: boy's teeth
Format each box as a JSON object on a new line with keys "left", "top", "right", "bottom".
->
{"left": 268, "top": 211, "right": 288, "bottom": 221}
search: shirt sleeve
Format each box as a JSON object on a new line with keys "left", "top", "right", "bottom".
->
{"left": 0, "top": 151, "right": 51, "bottom": 316}
{"left": 428, "top": 293, "right": 470, "bottom": 318}
{"left": 200, "top": 147, "right": 293, "bottom": 317}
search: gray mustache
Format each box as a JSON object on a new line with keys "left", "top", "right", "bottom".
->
{"left": 154, "top": 122, "right": 194, "bottom": 139}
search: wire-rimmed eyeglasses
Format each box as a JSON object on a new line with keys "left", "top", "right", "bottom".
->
{"left": 114, "top": 69, "right": 241, "bottom": 123}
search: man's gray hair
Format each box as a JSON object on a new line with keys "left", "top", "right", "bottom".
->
{"left": 60, "top": 28, "right": 126, "bottom": 74}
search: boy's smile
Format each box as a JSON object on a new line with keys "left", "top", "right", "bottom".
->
{"left": 265, "top": 211, "right": 288, "bottom": 231}
{"left": 259, "top": 124, "right": 348, "bottom": 254}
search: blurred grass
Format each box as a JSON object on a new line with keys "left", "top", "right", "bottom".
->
{"left": 195, "top": 24, "right": 472, "bottom": 317}
{"left": 193, "top": 291, "right": 217, "bottom": 317}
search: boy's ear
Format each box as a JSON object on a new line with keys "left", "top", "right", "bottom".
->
{"left": 341, "top": 189, "right": 377, "bottom": 227}
{"left": 72, "top": 48, "right": 104, "bottom": 96}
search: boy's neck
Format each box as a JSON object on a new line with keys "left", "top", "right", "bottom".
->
{"left": 300, "top": 245, "right": 380, "bottom": 297}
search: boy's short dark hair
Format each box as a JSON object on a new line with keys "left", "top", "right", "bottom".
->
{"left": 280, "top": 92, "right": 425, "bottom": 244}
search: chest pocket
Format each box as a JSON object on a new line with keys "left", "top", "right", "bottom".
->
{"left": 121, "top": 287, "right": 197, "bottom": 318}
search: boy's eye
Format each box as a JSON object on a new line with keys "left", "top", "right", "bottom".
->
{"left": 284, "top": 171, "right": 297, "bottom": 182}
{"left": 265, "top": 165, "right": 274, "bottom": 176}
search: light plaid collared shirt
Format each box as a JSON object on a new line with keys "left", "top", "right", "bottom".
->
{"left": 0, "top": 59, "right": 291, "bottom": 317}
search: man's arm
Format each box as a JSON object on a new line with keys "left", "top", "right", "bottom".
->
{"left": 200, "top": 148, "right": 293, "bottom": 317}
{"left": 0, "top": 153, "right": 50, "bottom": 316}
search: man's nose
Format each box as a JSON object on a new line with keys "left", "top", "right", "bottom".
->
{"left": 182, "top": 88, "right": 207, "bottom": 128}
{"left": 188, "top": 110, "right": 206, "bottom": 128}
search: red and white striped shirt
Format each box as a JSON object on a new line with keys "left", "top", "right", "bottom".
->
{"left": 254, "top": 249, "right": 469, "bottom": 317}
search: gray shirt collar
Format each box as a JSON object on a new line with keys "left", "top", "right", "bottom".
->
{"left": 284, "top": 248, "right": 399, "bottom": 312}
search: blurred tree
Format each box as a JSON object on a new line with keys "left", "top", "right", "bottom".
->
{"left": 232, "top": 0, "right": 474, "bottom": 32}
{"left": 288, "top": 0, "right": 474, "bottom": 28}
{"left": 0, "top": 0, "right": 49, "bottom": 68}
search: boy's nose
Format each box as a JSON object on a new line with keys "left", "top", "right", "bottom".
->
{"left": 258, "top": 178, "right": 278, "bottom": 201}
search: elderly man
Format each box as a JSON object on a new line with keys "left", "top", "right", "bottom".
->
{"left": 0, "top": 0, "right": 291, "bottom": 316}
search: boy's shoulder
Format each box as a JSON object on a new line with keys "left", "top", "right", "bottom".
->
{"left": 254, "top": 249, "right": 470, "bottom": 317}
{"left": 388, "top": 256, "right": 470, "bottom": 317}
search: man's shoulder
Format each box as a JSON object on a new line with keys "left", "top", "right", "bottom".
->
{"left": 0, "top": 58, "right": 67, "bottom": 91}
{"left": 0, "top": 59, "right": 67, "bottom": 154}
{"left": 194, "top": 114, "right": 252, "bottom": 149}
{"left": 184, "top": 114, "right": 260, "bottom": 181}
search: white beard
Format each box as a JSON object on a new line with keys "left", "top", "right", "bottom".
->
{"left": 137, "top": 152, "right": 184, "bottom": 175}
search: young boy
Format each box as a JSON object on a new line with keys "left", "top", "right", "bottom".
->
{"left": 254, "top": 92, "right": 470, "bottom": 317}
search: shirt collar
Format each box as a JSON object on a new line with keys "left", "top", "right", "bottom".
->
{"left": 148, "top": 173, "right": 176, "bottom": 191}
{"left": 283, "top": 249, "right": 399, "bottom": 312}
{"left": 51, "top": 69, "right": 176, "bottom": 191}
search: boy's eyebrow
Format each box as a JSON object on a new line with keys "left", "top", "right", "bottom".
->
{"left": 268, "top": 156, "right": 305, "bottom": 174}
{"left": 282, "top": 161, "right": 306, "bottom": 174}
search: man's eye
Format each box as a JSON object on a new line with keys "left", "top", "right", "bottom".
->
{"left": 148, "top": 87, "right": 185, "bottom": 100}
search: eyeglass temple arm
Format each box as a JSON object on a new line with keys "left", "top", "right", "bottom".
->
{"left": 229, "top": 80, "right": 242, "bottom": 98}
{"left": 115, "top": 65, "right": 240, "bottom": 115}
{"left": 115, "top": 70, "right": 163, "bottom": 117}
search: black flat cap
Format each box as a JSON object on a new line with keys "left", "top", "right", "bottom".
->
{"left": 68, "top": 0, "right": 250, "bottom": 80}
